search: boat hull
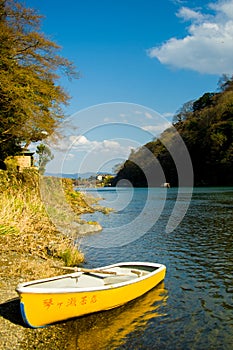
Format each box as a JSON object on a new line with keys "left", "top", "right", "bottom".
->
{"left": 16, "top": 262, "right": 166, "bottom": 327}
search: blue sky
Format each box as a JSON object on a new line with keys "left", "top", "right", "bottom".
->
{"left": 24, "top": 0, "right": 233, "bottom": 174}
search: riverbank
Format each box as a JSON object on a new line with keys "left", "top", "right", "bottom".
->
{"left": 0, "top": 170, "right": 110, "bottom": 349}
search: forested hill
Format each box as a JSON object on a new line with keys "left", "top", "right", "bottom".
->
{"left": 112, "top": 77, "right": 233, "bottom": 187}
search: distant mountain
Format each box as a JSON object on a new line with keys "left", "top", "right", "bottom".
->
{"left": 45, "top": 171, "right": 114, "bottom": 179}
{"left": 45, "top": 172, "right": 96, "bottom": 179}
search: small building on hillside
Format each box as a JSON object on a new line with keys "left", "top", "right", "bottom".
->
{"left": 96, "top": 174, "right": 104, "bottom": 181}
{"left": 96, "top": 173, "right": 114, "bottom": 187}
{"left": 14, "top": 150, "right": 35, "bottom": 171}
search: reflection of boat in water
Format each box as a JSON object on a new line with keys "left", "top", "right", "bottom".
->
{"left": 66, "top": 282, "right": 168, "bottom": 350}
{"left": 16, "top": 262, "right": 166, "bottom": 328}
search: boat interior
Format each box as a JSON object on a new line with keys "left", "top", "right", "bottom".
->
{"left": 25, "top": 265, "right": 158, "bottom": 289}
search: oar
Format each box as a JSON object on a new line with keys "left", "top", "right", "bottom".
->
{"left": 53, "top": 265, "right": 141, "bottom": 276}
{"left": 53, "top": 266, "right": 118, "bottom": 275}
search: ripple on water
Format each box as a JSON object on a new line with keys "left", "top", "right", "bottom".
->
{"left": 80, "top": 188, "right": 233, "bottom": 350}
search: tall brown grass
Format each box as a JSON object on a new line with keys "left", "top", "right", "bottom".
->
{"left": 0, "top": 169, "right": 84, "bottom": 267}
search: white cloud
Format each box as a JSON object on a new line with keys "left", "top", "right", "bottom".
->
{"left": 71, "top": 135, "right": 89, "bottom": 146}
{"left": 50, "top": 135, "right": 121, "bottom": 154}
{"left": 211, "top": 0, "right": 233, "bottom": 18}
{"left": 177, "top": 7, "right": 204, "bottom": 21}
{"left": 147, "top": 0, "right": 233, "bottom": 74}
{"left": 47, "top": 137, "right": 135, "bottom": 173}
{"left": 144, "top": 112, "right": 153, "bottom": 119}
{"left": 100, "top": 140, "right": 121, "bottom": 152}
{"left": 67, "top": 135, "right": 133, "bottom": 157}
{"left": 162, "top": 112, "right": 174, "bottom": 120}
{"left": 142, "top": 122, "right": 171, "bottom": 134}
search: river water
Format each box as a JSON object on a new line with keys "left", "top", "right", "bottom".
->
{"left": 66, "top": 187, "right": 232, "bottom": 350}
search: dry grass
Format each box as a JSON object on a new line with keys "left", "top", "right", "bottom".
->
{"left": 0, "top": 169, "right": 109, "bottom": 350}
{"left": 0, "top": 170, "right": 51, "bottom": 234}
{"left": 0, "top": 169, "right": 85, "bottom": 279}
{"left": 0, "top": 189, "right": 51, "bottom": 235}
{"left": 0, "top": 168, "right": 112, "bottom": 282}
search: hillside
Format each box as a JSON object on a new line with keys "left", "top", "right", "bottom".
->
{"left": 113, "top": 77, "right": 233, "bottom": 187}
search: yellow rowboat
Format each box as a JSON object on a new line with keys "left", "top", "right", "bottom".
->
{"left": 16, "top": 261, "right": 166, "bottom": 328}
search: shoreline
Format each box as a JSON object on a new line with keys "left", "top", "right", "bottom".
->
{"left": 0, "top": 226, "right": 98, "bottom": 350}
{"left": 0, "top": 172, "right": 111, "bottom": 349}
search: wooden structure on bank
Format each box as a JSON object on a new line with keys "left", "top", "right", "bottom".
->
{"left": 14, "top": 150, "right": 35, "bottom": 171}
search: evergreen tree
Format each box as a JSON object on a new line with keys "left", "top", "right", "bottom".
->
{"left": 36, "top": 143, "right": 54, "bottom": 174}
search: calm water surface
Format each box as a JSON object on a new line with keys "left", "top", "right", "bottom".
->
{"left": 65, "top": 187, "right": 233, "bottom": 350}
